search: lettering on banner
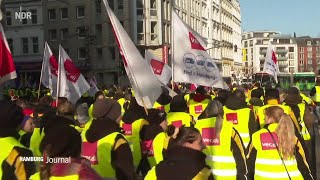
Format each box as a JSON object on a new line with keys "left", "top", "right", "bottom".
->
{"left": 194, "top": 105, "right": 203, "bottom": 114}
{"left": 260, "top": 132, "right": 278, "bottom": 150}
{"left": 122, "top": 123, "right": 133, "bottom": 135}
{"left": 189, "top": 32, "right": 205, "bottom": 51}
{"left": 172, "top": 120, "right": 183, "bottom": 128}
{"left": 64, "top": 59, "right": 81, "bottom": 83}
{"left": 150, "top": 59, "right": 164, "bottom": 75}
{"left": 141, "top": 140, "right": 154, "bottom": 157}
{"left": 202, "top": 128, "right": 220, "bottom": 146}
{"left": 81, "top": 142, "right": 98, "bottom": 164}
{"left": 226, "top": 112, "right": 238, "bottom": 124}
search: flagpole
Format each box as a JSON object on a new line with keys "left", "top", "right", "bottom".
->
{"left": 38, "top": 48, "right": 45, "bottom": 99}
{"left": 171, "top": 0, "right": 175, "bottom": 90}
{"left": 55, "top": 46, "right": 61, "bottom": 108}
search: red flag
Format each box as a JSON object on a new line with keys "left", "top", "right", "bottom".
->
{"left": 0, "top": 24, "right": 16, "bottom": 84}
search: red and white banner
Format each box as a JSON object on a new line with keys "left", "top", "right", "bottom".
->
{"left": 0, "top": 24, "right": 16, "bottom": 84}
{"left": 145, "top": 50, "right": 172, "bottom": 86}
{"left": 172, "top": 10, "right": 224, "bottom": 88}
{"left": 58, "top": 45, "right": 90, "bottom": 104}
{"left": 103, "top": 0, "right": 162, "bottom": 108}
{"left": 41, "top": 42, "right": 58, "bottom": 96}
{"left": 263, "top": 42, "right": 279, "bottom": 83}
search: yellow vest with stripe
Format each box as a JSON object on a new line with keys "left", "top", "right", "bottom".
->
{"left": 167, "top": 112, "right": 193, "bottom": 128}
{"left": 257, "top": 104, "right": 291, "bottom": 129}
{"left": 252, "top": 123, "right": 303, "bottom": 180}
{"left": 153, "top": 102, "right": 170, "bottom": 113}
{"left": 189, "top": 99, "right": 210, "bottom": 120}
{"left": 30, "top": 127, "right": 45, "bottom": 158}
{"left": 81, "top": 130, "right": 122, "bottom": 178}
{"left": 145, "top": 166, "right": 212, "bottom": 180}
{"left": 297, "top": 103, "right": 311, "bottom": 140}
{"left": 312, "top": 86, "right": 320, "bottom": 102}
{"left": 117, "top": 98, "right": 126, "bottom": 115}
{"left": 223, "top": 107, "right": 251, "bottom": 148}
{"left": 142, "top": 132, "right": 167, "bottom": 168}
{"left": 0, "top": 137, "right": 25, "bottom": 179}
{"left": 195, "top": 117, "right": 237, "bottom": 180}
{"left": 120, "top": 119, "right": 149, "bottom": 167}
{"left": 29, "top": 172, "right": 79, "bottom": 180}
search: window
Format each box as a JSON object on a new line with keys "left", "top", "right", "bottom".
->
{"left": 289, "top": 53, "right": 294, "bottom": 59}
{"left": 299, "top": 60, "right": 304, "bottom": 65}
{"left": 6, "top": 11, "right": 11, "bottom": 26}
{"left": 32, "top": 37, "right": 39, "bottom": 53}
{"left": 48, "top": 9, "right": 56, "bottom": 21}
{"left": 289, "top": 67, "right": 294, "bottom": 73}
{"left": 150, "top": 21, "right": 158, "bottom": 41}
{"left": 97, "top": 48, "right": 102, "bottom": 57}
{"left": 308, "top": 60, "right": 312, "bottom": 64}
{"left": 307, "top": 41, "right": 311, "bottom": 46}
{"left": 22, "top": 11, "right": 28, "bottom": 24}
{"left": 60, "top": 28, "right": 68, "bottom": 40}
{"left": 289, "top": 60, "right": 294, "bottom": 66}
{"left": 60, "top": 8, "right": 68, "bottom": 19}
{"left": 150, "top": 0, "right": 157, "bottom": 16}
{"left": 300, "top": 47, "right": 304, "bottom": 52}
{"left": 118, "top": 0, "right": 123, "bottom": 9}
{"left": 137, "top": 0, "right": 143, "bottom": 15}
{"left": 78, "top": 48, "right": 87, "bottom": 59}
{"left": 289, "top": 47, "right": 294, "bottom": 52}
{"left": 109, "top": 47, "right": 115, "bottom": 59}
{"left": 95, "top": 0, "right": 101, "bottom": 14}
{"left": 77, "top": 26, "right": 86, "bottom": 39}
{"left": 137, "top": 20, "right": 144, "bottom": 41}
{"left": 30, "top": 9, "right": 37, "bottom": 24}
{"left": 308, "top": 53, "right": 312, "bottom": 58}
{"left": 22, "top": 38, "right": 28, "bottom": 54}
{"left": 7, "top": 39, "right": 13, "bottom": 54}
{"left": 299, "top": 54, "right": 304, "bottom": 60}
{"left": 77, "top": 6, "right": 85, "bottom": 18}
{"left": 49, "top": 29, "right": 57, "bottom": 41}
{"left": 307, "top": 47, "right": 312, "bottom": 51}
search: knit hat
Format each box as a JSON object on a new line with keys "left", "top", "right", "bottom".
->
{"left": 76, "top": 103, "right": 90, "bottom": 124}
{"left": 146, "top": 109, "right": 167, "bottom": 125}
{"left": 0, "top": 101, "right": 23, "bottom": 128}
{"left": 169, "top": 95, "right": 187, "bottom": 112}
{"left": 93, "top": 98, "right": 121, "bottom": 121}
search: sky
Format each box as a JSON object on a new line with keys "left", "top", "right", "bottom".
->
{"left": 240, "top": 0, "right": 320, "bottom": 37}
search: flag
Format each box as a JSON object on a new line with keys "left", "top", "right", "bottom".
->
{"left": 41, "top": 42, "right": 58, "bottom": 96}
{"left": 172, "top": 10, "right": 224, "bottom": 89}
{"left": 263, "top": 42, "right": 279, "bottom": 83}
{"left": 103, "top": 1, "right": 162, "bottom": 108}
{"left": 88, "top": 77, "right": 99, "bottom": 97}
{"left": 145, "top": 50, "right": 172, "bottom": 85}
{"left": 0, "top": 24, "right": 16, "bottom": 84}
{"left": 58, "top": 45, "right": 90, "bottom": 104}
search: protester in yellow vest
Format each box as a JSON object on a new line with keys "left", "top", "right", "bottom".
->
{"left": 0, "top": 102, "right": 36, "bottom": 179}
{"left": 214, "top": 89, "right": 233, "bottom": 105}
{"left": 247, "top": 106, "right": 313, "bottom": 180}
{"left": 310, "top": 78, "right": 320, "bottom": 121}
{"left": 121, "top": 98, "right": 150, "bottom": 168}
{"left": 88, "top": 91, "right": 105, "bottom": 119}
{"left": 18, "top": 114, "right": 35, "bottom": 147}
{"left": 145, "top": 127, "right": 214, "bottom": 180}
{"left": 30, "top": 125, "right": 103, "bottom": 180}
{"left": 196, "top": 100, "right": 247, "bottom": 180}
{"left": 81, "top": 98, "right": 136, "bottom": 179}
{"left": 248, "top": 88, "right": 264, "bottom": 119}
{"left": 167, "top": 95, "right": 194, "bottom": 128}
{"left": 138, "top": 109, "right": 169, "bottom": 177}
{"left": 153, "top": 87, "right": 172, "bottom": 113}
{"left": 188, "top": 86, "right": 212, "bottom": 120}
{"left": 223, "top": 90, "right": 259, "bottom": 148}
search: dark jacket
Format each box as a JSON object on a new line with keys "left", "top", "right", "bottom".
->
{"left": 85, "top": 118, "right": 136, "bottom": 180}
{"left": 249, "top": 97, "right": 264, "bottom": 107}
{"left": 154, "top": 146, "right": 214, "bottom": 180}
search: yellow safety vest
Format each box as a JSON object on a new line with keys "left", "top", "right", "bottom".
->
{"left": 88, "top": 104, "right": 94, "bottom": 119}
{"left": 117, "top": 98, "right": 126, "bottom": 115}
{"left": 153, "top": 102, "right": 170, "bottom": 113}
{"left": 195, "top": 117, "right": 238, "bottom": 180}
{"left": 189, "top": 99, "right": 210, "bottom": 120}
{"left": 251, "top": 123, "right": 303, "bottom": 180}
{"left": 81, "top": 130, "right": 122, "bottom": 178}
{"left": 223, "top": 107, "right": 251, "bottom": 148}
{"left": 18, "top": 129, "right": 27, "bottom": 142}
{"left": 300, "top": 93, "right": 313, "bottom": 105}
{"left": 120, "top": 119, "right": 149, "bottom": 167}
{"left": 257, "top": 104, "right": 291, "bottom": 129}
{"left": 145, "top": 166, "right": 212, "bottom": 180}
{"left": 30, "top": 127, "right": 45, "bottom": 158}
{"left": 166, "top": 112, "right": 193, "bottom": 128}
{"left": 142, "top": 132, "right": 167, "bottom": 168}
{"left": 297, "top": 103, "right": 311, "bottom": 140}
{"left": 184, "top": 94, "right": 191, "bottom": 105}
{"left": 0, "top": 137, "right": 25, "bottom": 179}
{"left": 312, "top": 86, "right": 320, "bottom": 102}
{"left": 29, "top": 172, "right": 79, "bottom": 180}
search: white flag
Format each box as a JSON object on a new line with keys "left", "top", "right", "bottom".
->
{"left": 263, "top": 42, "right": 279, "bottom": 83}
{"left": 103, "top": 1, "right": 162, "bottom": 108}
{"left": 58, "top": 45, "right": 90, "bottom": 104}
{"left": 88, "top": 77, "right": 99, "bottom": 97}
{"left": 172, "top": 10, "right": 224, "bottom": 89}
{"left": 145, "top": 50, "right": 172, "bottom": 85}
{"left": 41, "top": 42, "right": 58, "bottom": 96}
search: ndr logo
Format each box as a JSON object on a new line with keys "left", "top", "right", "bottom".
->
{"left": 15, "top": 6, "right": 32, "bottom": 21}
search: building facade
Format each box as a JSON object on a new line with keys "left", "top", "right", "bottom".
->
{"left": 295, "top": 37, "right": 320, "bottom": 73}
{"left": 3, "top": 0, "right": 44, "bottom": 88}
{"left": 231, "top": 0, "right": 242, "bottom": 78}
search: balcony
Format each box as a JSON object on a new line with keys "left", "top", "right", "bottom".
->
{"left": 276, "top": 49, "right": 288, "bottom": 54}
{"left": 259, "top": 49, "right": 267, "bottom": 54}
{"left": 278, "top": 64, "right": 288, "bottom": 68}
{"left": 277, "top": 57, "right": 288, "bottom": 61}
{"left": 259, "top": 57, "right": 265, "bottom": 61}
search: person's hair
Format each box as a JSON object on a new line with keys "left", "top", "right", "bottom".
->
{"left": 202, "top": 100, "right": 224, "bottom": 138}
{"left": 56, "top": 101, "right": 75, "bottom": 117}
{"left": 171, "top": 127, "right": 201, "bottom": 148}
{"left": 264, "top": 106, "right": 295, "bottom": 159}
{"left": 94, "top": 91, "right": 105, "bottom": 101}
{"left": 233, "top": 89, "right": 246, "bottom": 101}
{"left": 265, "top": 88, "right": 280, "bottom": 100}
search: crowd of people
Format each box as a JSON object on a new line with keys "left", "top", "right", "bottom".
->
{"left": 0, "top": 79, "right": 319, "bottom": 180}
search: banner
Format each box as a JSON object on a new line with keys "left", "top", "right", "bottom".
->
{"left": 263, "top": 42, "right": 279, "bottom": 83}
{"left": 41, "top": 42, "right": 58, "bottom": 96}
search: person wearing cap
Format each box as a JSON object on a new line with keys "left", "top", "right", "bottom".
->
{"left": 138, "top": 109, "right": 169, "bottom": 177}
{"left": 0, "top": 101, "right": 36, "bottom": 179}
{"left": 167, "top": 95, "right": 194, "bottom": 128}
{"left": 81, "top": 98, "right": 136, "bottom": 179}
